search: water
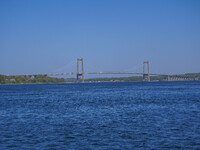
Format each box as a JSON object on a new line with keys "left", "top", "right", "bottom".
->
{"left": 0, "top": 81, "right": 200, "bottom": 149}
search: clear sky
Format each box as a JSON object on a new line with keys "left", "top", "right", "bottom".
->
{"left": 0, "top": 0, "right": 200, "bottom": 76}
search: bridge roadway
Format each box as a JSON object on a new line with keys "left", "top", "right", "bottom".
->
{"left": 8, "top": 72, "right": 175, "bottom": 77}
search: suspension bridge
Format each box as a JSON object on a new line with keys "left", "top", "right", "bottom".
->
{"left": 7, "top": 58, "right": 190, "bottom": 82}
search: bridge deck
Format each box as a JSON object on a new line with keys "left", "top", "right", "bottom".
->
{"left": 8, "top": 72, "right": 174, "bottom": 77}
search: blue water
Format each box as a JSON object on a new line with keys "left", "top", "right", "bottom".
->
{"left": 0, "top": 81, "right": 200, "bottom": 149}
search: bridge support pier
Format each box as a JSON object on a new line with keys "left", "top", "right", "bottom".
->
{"left": 77, "top": 58, "right": 84, "bottom": 83}
{"left": 167, "top": 75, "right": 170, "bottom": 81}
{"left": 143, "top": 61, "right": 150, "bottom": 82}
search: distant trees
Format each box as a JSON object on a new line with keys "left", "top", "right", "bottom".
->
{"left": 84, "top": 73, "right": 200, "bottom": 82}
{"left": 0, "top": 74, "right": 6, "bottom": 84}
{"left": 185, "top": 73, "right": 200, "bottom": 79}
{"left": 0, "top": 73, "right": 200, "bottom": 84}
{"left": 0, "top": 74, "right": 65, "bottom": 84}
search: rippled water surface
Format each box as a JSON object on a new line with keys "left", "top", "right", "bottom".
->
{"left": 0, "top": 81, "right": 200, "bottom": 149}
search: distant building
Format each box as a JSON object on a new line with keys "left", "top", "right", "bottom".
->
{"left": 10, "top": 79, "right": 16, "bottom": 82}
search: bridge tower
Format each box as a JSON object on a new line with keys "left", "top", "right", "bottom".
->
{"left": 143, "top": 61, "right": 150, "bottom": 82}
{"left": 77, "top": 58, "right": 84, "bottom": 83}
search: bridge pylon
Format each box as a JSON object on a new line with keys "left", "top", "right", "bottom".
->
{"left": 143, "top": 61, "right": 150, "bottom": 82}
{"left": 77, "top": 58, "right": 84, "bottom": 83}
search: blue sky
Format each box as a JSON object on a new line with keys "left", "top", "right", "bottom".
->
{"left": 0, "top": 0, "right": 200, "bottom": 76}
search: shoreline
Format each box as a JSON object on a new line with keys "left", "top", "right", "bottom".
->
{"left": 0, "top": 80, "right": 198, "bottom": 85}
